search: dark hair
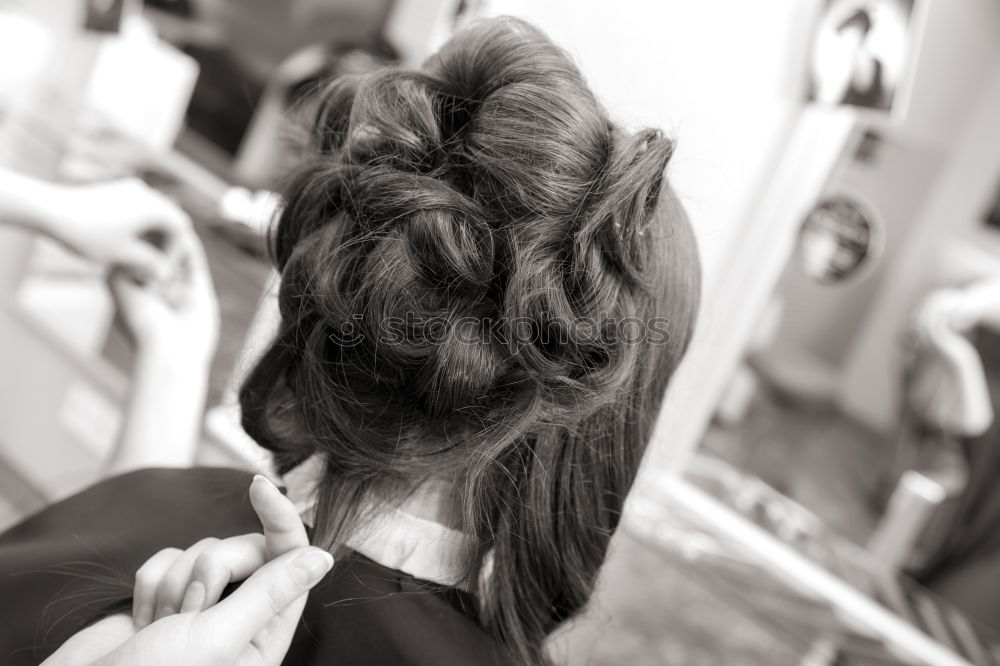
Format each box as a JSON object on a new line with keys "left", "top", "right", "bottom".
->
{"left": 240, "top": 16, "right": 700, "bottom": 665}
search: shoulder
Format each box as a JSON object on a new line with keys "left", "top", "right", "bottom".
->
{"left": 1, "top": 466, "right": 255, "bottom": 546}
{"left": 289, "top": 552, "right": 515, "bottom": 666}
{"left": 0, "top": 468, "right": 259, "bottom": 664}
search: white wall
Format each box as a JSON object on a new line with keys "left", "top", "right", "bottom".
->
{"left": 891, "top": 0, "right": 1000, "bottom": 152}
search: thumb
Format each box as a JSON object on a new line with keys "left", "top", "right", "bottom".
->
{"left": 249, "top": 475, "right": 310, "bottom": 560}
{"left": 202, "top": 546, "right": 333, "bottom": 643}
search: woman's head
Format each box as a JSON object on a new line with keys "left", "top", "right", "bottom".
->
{"left": 241, "top": 16, "right": 700, "bottom": 664}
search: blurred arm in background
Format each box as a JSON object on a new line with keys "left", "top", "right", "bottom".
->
{"left": 105, "top": 230, "right": 219, "bottom": 475}
{"left": 0, "top": 166, "right": 190, "bottom": 283}
{"left": 911, "top": 278, "right": 1000, "bottom": 437}
{"left": 0, "top": 165, "right": 219, "bottom": 473}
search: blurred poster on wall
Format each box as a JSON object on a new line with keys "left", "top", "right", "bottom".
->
{"left": 808, "top": 0, "right": 927, "bottom": 118}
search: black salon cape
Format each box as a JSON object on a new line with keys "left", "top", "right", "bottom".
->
{"left": 0, "top": 467, "right": 513, "bottom": 665}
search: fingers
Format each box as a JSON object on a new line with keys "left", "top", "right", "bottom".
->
{"left": 178, "top": 226, "right": 209, "bottom": 275}
{"left": 151, "top": 538, "right": 219, "bottom": 623}
{"left": 203, "top": 546, "right": 333, "bottom": 645}
{"left": 248, "top": 475, "right": 310, "bottom": 560}
{"left": 115, "top": 180, "right": 191, "bottom": 282}
{"left": 133, "top": 547, "right": 183, "bottom": 629}
{"left": 156, "top": 228, "right": 217, "bottom": 324}
{"left": 183, "top": 533, "right": 267, "bottom": 613}
{"left": 125, "top": 177, "right": 191, "bottom": 236}
{"left": 129, "top": 477, "right": 314, "bottom": 638}
{"left": 107, "top": 269, "right": 165, "bottom": 340}
{"left": 132, "top": 533, "right": 270, "bottom": 631}
{"left": 107, "top": 269, "right": 139, "bottom": 309}
{"left": 116, "top": 240, "right": 174, "bottom": 285}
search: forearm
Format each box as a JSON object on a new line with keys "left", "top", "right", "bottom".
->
{"left": 106, "top": 351, "right": 210, "bottom": 476}
{"left": 0, "top": 167, "right": 65, "bottom": 236}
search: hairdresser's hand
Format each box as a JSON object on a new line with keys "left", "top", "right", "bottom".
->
{"left": 43, "top": 476, "right": 329, "bottom": 666}
{"left": 109, "top": 229, "right": 219, "bottom": 366}
{"left": 87, "top": 544, "right": 332, "bottom": 666}
{"left": 115, "top": 475, "right": 325, "bottom": 666}
{"left": 132, "top": 476, "right": 310, "bottom": 626}
{"left": 42, "top": 178, "right": 192, "bottom": 283}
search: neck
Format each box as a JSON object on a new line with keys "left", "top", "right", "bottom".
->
{"left": 282, "top": 455, "right": 465, "bottom": 534}
{"left": 400, "top": 478, "right": 462, "bottom": 531}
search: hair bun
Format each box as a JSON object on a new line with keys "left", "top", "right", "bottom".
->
{"left": 343, "top": 168, "right": 495, "bottom": 289}
{"left": 342, "top": 70, "right": 443, "bottom": 172}
{"left": 613, "top": 128, "right": 674, "bottom": 224}
{"left": 574, "top": 128, "right": 675, "bottom": 286}
{"left": 415, "top": 316, "right": 502, "bottom": 417}
{"left": 269, "top": 18, "right": 679, "bottom": 425}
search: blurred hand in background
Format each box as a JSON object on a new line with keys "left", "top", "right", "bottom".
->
{"left": 45, "top": 178, "right": 193, "bottom": 284}
{"left": 109, "top": 227, "right": 219, "bottom": 367}
{"left": 105, "top": 229, "right": 219, "bottom": 476}
{"left": 0, "top": 168, "right": 192, "bottom": 284}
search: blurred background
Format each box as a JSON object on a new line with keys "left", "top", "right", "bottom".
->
{"left": 2, "top": 0, "right": 1000, "bottom": 664}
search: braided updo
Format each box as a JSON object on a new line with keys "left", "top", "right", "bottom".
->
{"left": 240, "top": 17, "right": 700, "bottom": 664}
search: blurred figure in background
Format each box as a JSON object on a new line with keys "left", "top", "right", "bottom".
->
{"left": 0, "top": 166, "right": 219, "bottom": 473}
{"left": 0, "top": 166, "right": 328, "bottom": 666}
{"left": 0, "top": 167, "right": 190, "bottom": 284}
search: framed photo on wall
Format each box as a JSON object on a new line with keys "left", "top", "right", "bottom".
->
{"left": 807, "top": 0, "right": 929, "bottom": 119}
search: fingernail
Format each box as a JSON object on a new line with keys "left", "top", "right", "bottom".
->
{"left": 291, "top": 549, "right": 334, "bottom": 587}
{"left": 180, "top": 581, "right": 206, "bottom": 612}
{"left": 252, "top": 474, "right": 275, "bottom": 491}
